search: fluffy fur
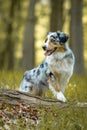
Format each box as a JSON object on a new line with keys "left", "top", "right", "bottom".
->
{"left": 19, "top": 31, "right": 75, "bottom": 102}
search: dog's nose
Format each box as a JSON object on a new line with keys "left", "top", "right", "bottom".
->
{"left": 42, "top": 46, "right": 47, "bottom": 50}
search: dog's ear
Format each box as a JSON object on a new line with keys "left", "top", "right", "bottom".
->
{"left": 60, "top": 34, "right": 69, "bottom": 43}
{"left": 57, "top": 31, "right": 69, "bottom": 44}
{"left": 57, "top": 31, "right": 60, "bottom": 37}
{"left": 47, "top": 32, "right": 51, "bottom": 35}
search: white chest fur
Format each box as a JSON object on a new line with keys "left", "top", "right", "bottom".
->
{"left": 46, "top": 51, "right": 74, "bottom": 73}
{"left": 46, "top": 45, "right": 75, "bottom": 93}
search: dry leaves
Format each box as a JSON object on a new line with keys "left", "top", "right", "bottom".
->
{"left": 0, "top": 102, "right": 40, "bottom": 129}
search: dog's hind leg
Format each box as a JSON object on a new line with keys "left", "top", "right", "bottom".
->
{"left": 19, "top": 72, "right": 33, "bottom": 92}
{"left": 19, "top": 78, "right": 33, "bottom": 92}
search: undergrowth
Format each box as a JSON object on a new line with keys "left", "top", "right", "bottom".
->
{"left": 0, "top": 71, "right": 87, "bottom": 130}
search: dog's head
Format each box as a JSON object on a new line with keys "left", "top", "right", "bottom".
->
{"left": 42, "top": 31, "right": 69, "bottom": 56}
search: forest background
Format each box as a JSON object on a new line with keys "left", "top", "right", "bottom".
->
{"left": 0, "top": 0, "right": 87, "bottom": 75}
{"left": 0, "top": 0, "right": 87, "bottom": 129}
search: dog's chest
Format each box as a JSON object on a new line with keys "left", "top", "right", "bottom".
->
{"left": 47, "top": 56, "right": 73, "bottom": 74}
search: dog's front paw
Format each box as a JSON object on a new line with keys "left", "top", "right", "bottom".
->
{"left": 57, "top": 92, "right": 67, "bottom": 102}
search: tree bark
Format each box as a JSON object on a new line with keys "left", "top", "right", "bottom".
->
{"left": 70, "top": 0, "right": 85, "bottom": 74}
{"left": 22, "top": 0, "right": 37, "bottom": 70}
{"left": 0, "top": 0, "right": 17, "bottom": 70}
{"left": 50, "top": 0, "right": 64, "bottom": 31}
{"left": 0, "top": 88, "right": 87, "bottom": 108}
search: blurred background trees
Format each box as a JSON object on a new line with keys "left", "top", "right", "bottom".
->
{"left": 70, "top": 0, "right": 85, "bottom": 74}
{"left": 22, "top": 0, "right": 38, "bottom": 70}
{"left": 0, "top": 0, "right": 87, "bottom": 75}
{"left": 50, "top": 0, "right": 64, "bottom": 31}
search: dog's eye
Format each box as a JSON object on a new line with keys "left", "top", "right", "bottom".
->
{"left": 50, "top": 39, "right": 55, "bottom": 42}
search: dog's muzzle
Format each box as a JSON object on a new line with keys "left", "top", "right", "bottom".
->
{"left": 42, "top": 45, "right": 47, "bottom": 51}
{"left": 42, "top": 46, "right": 57, "bottom": 56}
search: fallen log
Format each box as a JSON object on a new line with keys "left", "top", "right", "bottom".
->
{"left": 0, "top": 88, "right": 87, "bottom": 108}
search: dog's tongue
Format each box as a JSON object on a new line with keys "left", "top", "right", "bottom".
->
{"left": 44, "top": 50, "right": 53, "bottom": 56}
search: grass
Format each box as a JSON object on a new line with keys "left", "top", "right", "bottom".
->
{"left": 0, "top": 71, "right": 87, "bottom": 130}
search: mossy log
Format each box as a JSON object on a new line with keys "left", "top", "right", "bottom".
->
{"left": 0, "top": 88, "right": 87, "bottom": 108}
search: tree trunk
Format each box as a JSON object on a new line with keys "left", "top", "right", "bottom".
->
{"left": 50, "top": 0, "right": 64, "bottom": 31}
{"left": 70, "top": 0, "right": 85, "bottom": 74}
{"left": 22, "top": 0, "right": 37, "bottom": 70}
{"left": 5, "top": 0, "right": 17, "bottom": 70}
{"left": 0, "top": 0, "right": 16, "bottom": 70}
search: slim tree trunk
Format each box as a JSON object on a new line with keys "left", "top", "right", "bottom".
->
{"left": 0, "top": 0, "right": 16, "bottom": 70}
{"left": 50, "top": 0, "right": 64, "bottom": 31}
{"left": 70, "top": 0, "right": 85, "bottom": 74}
{"left": 22, "top": 0, "right": 37, "bottom": 70}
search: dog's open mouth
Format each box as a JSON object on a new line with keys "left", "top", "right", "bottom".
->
{"left": 44, "top": 47, "right": 57, "bottom": 56}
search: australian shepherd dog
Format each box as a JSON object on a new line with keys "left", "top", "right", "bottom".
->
{"left": 19, "top": 31, "right": 75, "bottom": 102}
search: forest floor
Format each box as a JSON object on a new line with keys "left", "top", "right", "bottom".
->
{"left": 0, "top": 71, "right": 87, "bottom": 130}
